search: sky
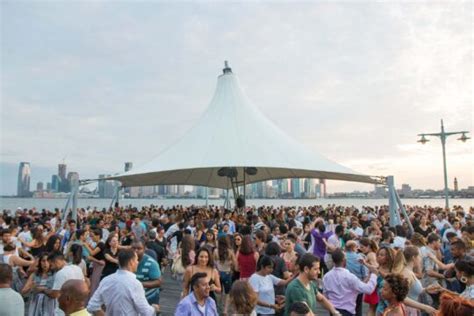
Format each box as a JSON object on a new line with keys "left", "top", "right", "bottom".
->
{"left": 1, "top": 1, "right": 473, "bottom": 196}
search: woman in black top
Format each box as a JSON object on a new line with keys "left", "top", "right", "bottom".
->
{"left": 414, "top": 216, "right": 433, "bottom": 238}
{"left": 101, "top": 234, "right": 119, "bottom": 280}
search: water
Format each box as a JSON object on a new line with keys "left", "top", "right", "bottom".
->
{"left": 0, "top": 197, "right": 472, "bottom": 211}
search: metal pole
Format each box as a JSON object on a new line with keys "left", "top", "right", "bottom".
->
{"left": 243, "top": 168, "right": 246, "bottom": 208}
{"left": 440, "top": 120, "right": 449, "bottom": 209}
{"left": 387, "top": 176, "right": 402, "bottom": 227}
{"left": 394, "top": 190, "right": 414, "bottom": 235}
{"left": 205, "top": 187, "right": 209, "bottom": 207}
{"left": 71, "top": 183, "right": 78, "bottom": 222}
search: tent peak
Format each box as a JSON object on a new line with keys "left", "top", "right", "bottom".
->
{"left": 223, "top": 60, "right": 232, "bottom": 74}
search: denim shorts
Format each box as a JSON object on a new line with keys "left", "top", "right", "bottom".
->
{"left": 219, "top": 271, "right": 233, "bottom": 294}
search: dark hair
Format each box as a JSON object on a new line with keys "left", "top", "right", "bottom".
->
{"left": 331, "top": 249, "right": 345, "bottom": 266}
{"left": 239, "top": 235, "right": 254, "bottom": 255}
{"left": 257, "top": 255, "right": 274, "bottom": 271}
{"left": 455, "top": 259, "right": 474, "bottom": 277}
{"left": 289, "top": 301, "right": 311, "bottom": 314}
{"left": 45, "top": 235, "right": 61, "bottom": 253}
{"left": 37, "top": 253, "right": 50, "bottom": 275}
{"left": 451, "top": 240, "right": 466, "bottom": 250}
{"left": 265, "top": 242, "right": 281, "bottom": 256}
{"left": 335, "top": 225, "right": 344, "bottom": 235}
{"left": 427, "top": 233, "right": 441, "bottom": 244}
{"left": 286, "top": 233, "right": 297, "bottom": 243}
{"left": 48, "top": 251, "right": 65, "bottom": 262}
{"left": 255, "top": 230, "right": 266, "bottom": 242}
{"left": 0, "top": 263, "right": 13, "bottom": 284}
{"left": 75, "top": 229, "right": 86, "bottom": 240}
{"left": 395, "top": 225, "right": 407, "bottom": 238}
{"left": 92, "top": 228, "right": 102, "bottom": 239}
{"left": 3, "top": 243, "right": 15, "bottom": 252}
{"left": 194, "top": 247, "right": 214, "bottom": 267}
{"left": 118, "top": 248, "right": 136, "bottom": 268}
{"left": 181, "top": 235, "right": 195, "bottom": 266}
{"left": 190, "top": 272, "right": 208, "bottom": 291}
{"left": 217, "top": 236, "right": 230, "bottom": 263}
{"left": 70, "top": 244, "right": 83, "bottom": 265}
{"left": 298, "top": 253, "right": 320, "bottom": 272}
{"left": 385, "top": 273, "right": 409, "bottom": 302}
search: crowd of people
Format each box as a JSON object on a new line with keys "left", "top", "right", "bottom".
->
{"left": 0, "top": 202, "right": 473, "bottom": 316}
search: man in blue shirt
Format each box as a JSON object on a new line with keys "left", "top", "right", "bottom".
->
{"left": 344, "top": 240, "right": 368, "bottom": 316}
{"left": 175, "top": 272, "right": 218, "bottom": 316}
{"left": 132, "top": 240, "right": 162, "bottom": 305}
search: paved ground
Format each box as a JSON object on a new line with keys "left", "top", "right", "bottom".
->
{"left": 159, "top": 269, "right": 367, "bottom": 315}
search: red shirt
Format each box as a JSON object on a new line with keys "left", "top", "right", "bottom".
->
{"left": 238, "top": 252, "right": 256, "bottom": 279}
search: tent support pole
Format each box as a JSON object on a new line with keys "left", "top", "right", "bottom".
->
{"left": 109, "top": 185, "right": 121, "bottom": 209}
{"left": 243, "top": 169, "right": 246, "bottom": 208}
{"left": 387, "top": 176, "right": 402, "bottom": 227}
{"left": 71, "top": 183, "right": 79, "bottom": 222}
{"left": 205, "top": 187, "right": 209, "bottom": 207}
{"left": 395, "top": 189, "right": 414, "bottom": 235}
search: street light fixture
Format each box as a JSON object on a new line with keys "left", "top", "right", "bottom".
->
{"left": 417, "top": 119, "right": 470, "bottom": 209}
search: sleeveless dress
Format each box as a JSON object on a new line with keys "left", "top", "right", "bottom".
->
{"left": 27, "top": 273, "right": 57, "bottom": 316}
{"left": 2, "top": 254, "right": 25, "bottom": 292}
{"left": 238, "top": 252, "right": 257, "bottom": 279}
{"left": 406, "top": 277, "right": 423, "bottom": 316}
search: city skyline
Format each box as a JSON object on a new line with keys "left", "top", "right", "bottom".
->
{"left": 4, "top": 160, "right": 473, "bottom": 199}
{"left": 1, "top": 2, "right": 472, "bottom": 196}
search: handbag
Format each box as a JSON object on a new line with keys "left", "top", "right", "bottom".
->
{"left": 172, "top": 254, "right": 185, "bottom": 275}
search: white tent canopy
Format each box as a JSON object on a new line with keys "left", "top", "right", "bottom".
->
{"left": 109, "top": 62, "right": 382, "bottom": 189}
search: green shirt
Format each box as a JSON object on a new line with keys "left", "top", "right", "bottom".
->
{"left": 284, "top": 278, "right": 319, "bottom": 316}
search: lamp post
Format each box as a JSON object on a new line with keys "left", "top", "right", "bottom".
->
{"left": 417, "top": 119, "right": 470, "bottom": 209}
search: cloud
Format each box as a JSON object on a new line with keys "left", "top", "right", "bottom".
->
{"left": 1, "top": 1, "right": 472, "bottom": 194}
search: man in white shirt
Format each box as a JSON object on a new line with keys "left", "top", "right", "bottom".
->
{"left": 349, "top": 220, "right": 364, "bottom": 238}
{"left": 46, "top": 252, "right": 85, "bottom": 316}
{"left": 0, "top": 263, "right": 24, "bottom": 316}
{"left": 87, "top": 248, "right": 160, "bottom": 316}
{"left": 433, "top": 213, "right": 451, "bottom": 232}
{"left": 18, "top": 223, "right": 32, "bottom": 252}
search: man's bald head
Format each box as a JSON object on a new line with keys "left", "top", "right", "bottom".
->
{"left": 58, "top": 279, "right": 89, "bottom": 314}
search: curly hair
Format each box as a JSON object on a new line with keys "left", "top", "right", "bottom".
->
{"left": 385, "top": 273, "right": 409, "bottom": 302}
{"left": 438, "top": 292, "right": 474, "bottom": 316}
{"left": 229, "top": 280, "right": 258, "bottom": 314}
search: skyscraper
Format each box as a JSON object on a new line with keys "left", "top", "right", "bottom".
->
{"left": 454, "top": 178, "right": 459, "bottom": 192}
{"left": 124, "top": 162, "right": 133, "bottom": 172}
{"left": 17, "top": 162, "right": 31, "bottom": 197}
{"left": 58, "top": 163, "right": 67, "bottom": 192}
{"left": 67, "top": 172, "right": 80, "bottom": 191}
{"left": 291, "top": 178, "right": 302, "bottom": 198}
{"left": 51, "top": 175, "right": 60, "bottom": 192}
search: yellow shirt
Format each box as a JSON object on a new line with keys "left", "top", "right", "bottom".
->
{"left": 69, "top": 308, "right": 91, "bottom": 316}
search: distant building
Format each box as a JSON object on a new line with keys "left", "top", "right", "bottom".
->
{"left": 51, "top": 175, "right": 60, "bottom": 192}
{"left": 291, "top": 178, "right": 303, "bottom": 198}
{"left": 98, "top": 174, "right": 116, "bottom": 198}
{"left": 67, "top": 172, "right": 80, "bottom": 191}
{"left": 319, "top": 179, "right": 327, "bottom": 198}
{"left": 454, "top": 178, "right": 459, "bottom": 192}
{"left": 124, "top": 162, "right": 133, "bottom": 172}
{"left": 46, "top": 182, "right": 52, "bottom": 191}
{"left": 401, "top": 184, "right": 412, "bottom": 198}
{"left": 58, "top": 163, "right": 67, "bottom": 192}
{"left": 36, "top": 182, "right": 44, "bottom": 191}
{"left": 373, "top": 185, "right": 387, "bottom": 198}
{"left": 17, "top": 162, "right": 31, "bottom": 197}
